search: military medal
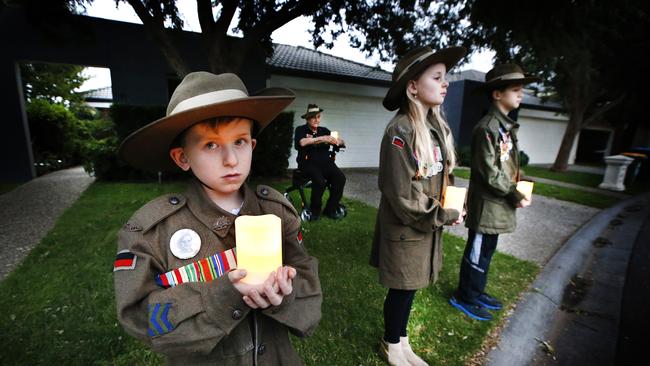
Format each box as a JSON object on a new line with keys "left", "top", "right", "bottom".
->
{"left": 170, "top": 229, "right": 201, "bottom": 259}
{"left": 498, "top": 128, "right": 513, "bottom": 162}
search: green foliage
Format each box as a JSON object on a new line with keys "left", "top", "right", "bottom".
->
{"left": 518, "top": 150, "right": 529, "bottom": 167}
{"left": 0, "top": 181, "right": 538, "bottom": 365}
{"left": 251, "top": 112, "right": 294, "bottom": 177}
{"left": 109, "top": 104, "right": 167, "bottom": 140}
{"left": 20, "top": 63, "right": 88, "bottom": 105}
{"left": 523, "top": 166, "right": 602, "bottom": 188}
{"left": 457, "top": 145, "right": 471, "bottom": 167}
{"left": 80, "top": 104, "right": 167, "bottom": 181}
{"left": 532, "top": 182, "right": 619, "bottom": 209}
{"left": 26, "top": 99, "right": 78, "bottom": 175}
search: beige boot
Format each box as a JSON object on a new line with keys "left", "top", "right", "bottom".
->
{"left": 379, "top": 339, "right": 410, "bottom": 366}
{"left": 400, "top": 336, "right": 429, "bottom": 366}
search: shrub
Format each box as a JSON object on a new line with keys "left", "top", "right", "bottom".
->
{"left": 519, "top": 150, "right": 530, "bottom": 167}
{"left": 251, "top": 112, "right": 294, "bottom": 177}
{"left": 26, "top": 99, "right": 77, "bottom": 175}
{"left": 457, "top": 145, "right": 471, "bottom": 167}
{"left": 80, "top": 104, "right": 166, "bottom": 181}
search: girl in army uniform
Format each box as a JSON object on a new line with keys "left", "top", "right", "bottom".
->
{"left": 449, "top": 64, "right": 538, "bottom": 322}
{"left": 114, "top": 72, "right": 322, "bottom": 365}
{"left": 370, "top": 46, "right": 466, "bottom": 366}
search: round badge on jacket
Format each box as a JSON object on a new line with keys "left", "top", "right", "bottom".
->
{"left": 170, "top": 229, "right": 201, "bottom": 259}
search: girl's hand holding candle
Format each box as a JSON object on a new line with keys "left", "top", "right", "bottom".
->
{"left": 443, "top": 186, "right": 467, "bottom": 216}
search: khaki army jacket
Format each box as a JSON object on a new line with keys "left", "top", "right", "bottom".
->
{"left": 114, "top": 180, "right": 322, "bottom": 365}
{"left": 465, "top": 106, "right": 526, "bottom": 234}
{"left": 370, "top": 113, "right": 460, "bottom": 290}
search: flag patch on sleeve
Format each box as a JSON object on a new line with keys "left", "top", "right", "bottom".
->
{"left": 114, "top": 250, "right": 137, "bottom": 271}
{"left": 392, "top": 136, "right": 405, "bottom": 149}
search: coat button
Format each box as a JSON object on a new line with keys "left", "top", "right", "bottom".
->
{"left": 231, "top": 309, "right": 243, "bottom": 320}
{"left": 169, "top": 196, "right": 180, "bottom": 205}
{"left": 400, "top": 234, "right": 406, "bottom": 241}
{"left": 261, "top": 188, "right": 269, "bottom": 196}
{"left": 257, "top": 344, "right": 266, "bottom": 355}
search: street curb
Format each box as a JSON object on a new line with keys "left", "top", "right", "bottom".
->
{"left": 485, "top": 192, "right": 650, "bottom": 366}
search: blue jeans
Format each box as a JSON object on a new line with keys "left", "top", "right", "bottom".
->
{"left": 456, "top": 229, "right": 499, "bottom": 303}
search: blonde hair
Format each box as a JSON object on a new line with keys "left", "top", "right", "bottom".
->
{"left": 404, "top": 89, "right": 457, "bottom": 177}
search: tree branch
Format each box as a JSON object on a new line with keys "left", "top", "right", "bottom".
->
{"left": 124, "top": 0, "right": 190, "bottom": 76}
{"left": 582, "top": 93, "right": 627, "bottom": 127}
{"left": 196, "top": 0, "right": 215, "bottom": 34}
{"left": 247, "top": 0, "right": 311, "bottom": 41}
{"left": 214, "top": 0, "right": 238, "bottom": 35}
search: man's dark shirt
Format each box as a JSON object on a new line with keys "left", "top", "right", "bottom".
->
{"left": 294, "top": 125, "right": 335, "bottom": 166}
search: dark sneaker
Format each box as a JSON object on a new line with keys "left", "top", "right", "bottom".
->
{"left": 449, "top": 296, "right": 493, "bottom": 321}
{"left": 477, "top": 293, "right": 503, "bottom": 310}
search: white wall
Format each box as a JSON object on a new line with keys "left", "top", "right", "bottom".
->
{"left": 269, "top": 74, "right": 394, "bottom": 168}
{"left": 517, "top": 108, "right": 578, "bottom": 164}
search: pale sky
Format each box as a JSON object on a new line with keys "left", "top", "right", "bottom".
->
{"left": 77, "top": 0, "right": 494, "bottom": 92}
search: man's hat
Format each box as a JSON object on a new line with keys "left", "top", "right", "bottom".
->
{"left": 383, "top": 46, "right": 467, "bottom": 111}
{"left": 482, "top": 63, "right": 540, "bottom": 91}
{"left": 118, "top": 72, "right": 295, "bottom": 172}
{"left": 301, "top": 104, "right": 324, "bottom": 119}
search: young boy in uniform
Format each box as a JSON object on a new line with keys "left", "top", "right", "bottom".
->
{"left": 449, "top": 64, "right": 538, "bottom": 321}
{"left": 114, "top": 72, "right": 322, "bottom": 365}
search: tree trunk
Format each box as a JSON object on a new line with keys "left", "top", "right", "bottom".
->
{"left": 551, "top": 108, "right": 584, "bottom": 172}
{"left": 152, "top": 29, "right": 191, "bottom": 77}
{"left": 206, "top": 36, "right": 245, "bottom": 74}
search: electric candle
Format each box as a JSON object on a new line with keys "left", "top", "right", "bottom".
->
{"left": 516, "top": 181, "right": 534, "bottom": 200}
{"left": 443, "top": 186, "right": 467, "bottom": 214}
{"left": 331, "top": 131, "right": 339, "bottom": 139}
{"left": 235, "top": 214, "right": 282, "bottom": 285}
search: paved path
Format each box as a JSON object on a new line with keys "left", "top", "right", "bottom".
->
{"left": 343, "top": 168, "right": 600, "bottom": 265}
{"left": 486, "top": 192, "right": 650, "bottom": 366}
{"left": 0, "top": 167, "right": 94, "bottom": 281}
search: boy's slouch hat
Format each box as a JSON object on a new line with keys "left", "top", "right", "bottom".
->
{"left": 480, "top": 63, "right": 540, "bottom": 92}
{"left": 119, "top": 72, "right": 295, "bottom": 172}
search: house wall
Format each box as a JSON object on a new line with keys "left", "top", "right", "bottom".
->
{"left": 516, "top": 108, "right": 577, "bottom": 164}
{"left": 268, "top": 74, "right": 393, "bottom": 168}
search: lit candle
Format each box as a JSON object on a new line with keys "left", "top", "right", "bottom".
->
{"left": 235, "top": 214, "right": 282, "bottom": 285}
{"left": 443, "top": 186, "right": 467, "bottom": 214}
{"left": 516, "top": 181, "right": 534, "bottom": 200}
{"left": 330, "top": 131, "right": 339, "bottom": 139}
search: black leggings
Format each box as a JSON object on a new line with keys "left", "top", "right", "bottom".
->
{"left": 383, "top": 288, "right": 416, "bottom": 344}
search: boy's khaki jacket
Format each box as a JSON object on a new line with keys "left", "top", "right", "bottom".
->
{"left": 465, "top": 106, "right": 526, "bottom": 234}
{"left": 370, "top": 114, "right": 460, "bottom": 290}
{"left": 114, "top": 180, "right": 322, "bottom": 365}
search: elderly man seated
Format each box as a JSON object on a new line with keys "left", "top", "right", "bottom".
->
{"left": 293, "top": 104, "right": 346, "bottom": 221}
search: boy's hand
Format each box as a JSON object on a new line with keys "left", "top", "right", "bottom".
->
{"left": 517, "top": 197, "right": 532, "bottom": 208}
{"left": 234, "top": 266, "right": 296, "bottom": 309}
{"left": 228, "top": 269, "right": 264, "bottom": 296}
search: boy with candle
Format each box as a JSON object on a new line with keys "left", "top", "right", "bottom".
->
{"left": 449, "top": 64, "right": 539, "bottom": 321}
{"left": 114, "top": 72, "right": 322, "bottom": 365}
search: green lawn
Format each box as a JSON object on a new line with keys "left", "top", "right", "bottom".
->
{"left": 453, "top": 168, "right": 620, "bottom": 209}
{"left": 522, "top": 166, "right": 603, "bottom": 187}
{"left": 0, "top": 180, "right": 538, "bottom": 365}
